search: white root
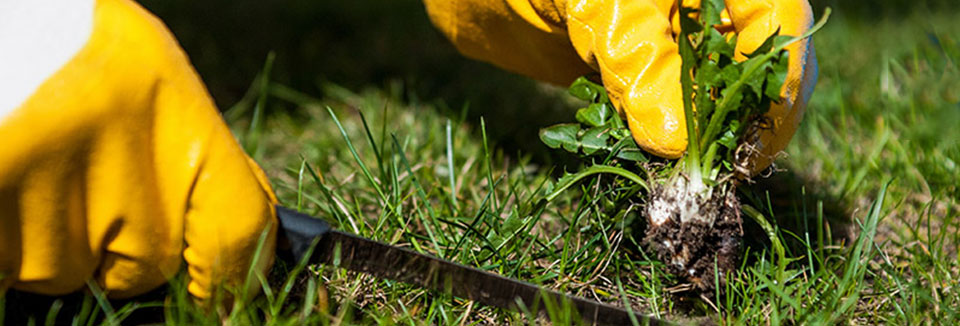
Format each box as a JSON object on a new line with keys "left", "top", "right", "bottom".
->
{"left": 647, "top": 175, "right": 716, "bottom": 227}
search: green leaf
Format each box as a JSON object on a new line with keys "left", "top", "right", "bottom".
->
{"left": 717, "top": 119, "right": 740, "bottom": 149}
{"left": 722, "top": 160, "right": 733, "bottom": 171}
{"left": 772, "top": 35, "right": 796, "bottom": 48}
{"left": 543, "top": 178, "right": 556, "bottom": 195}
{"left": 765, "top": 50, "right": 790, "bottom": 100}
{"left": 719, "top": 87, "right": 745, "bottom": 115}
{"left": 539, "top": 123, "right": 580, "bottom": 153}
{"left": 721, "top": 64, "right": 741, "bottom": 87}
{"left": 576, "top": 103, "right": 612, "bottom": 127}
{"left": 701, "top": 28, "right": 733, "bottom": 59}
{"left": 678, "top": 7, "right": 703, "bottom": 35}
{"left": 696, "top": 58, "right": 723, "bottom": 88}
{"left": 615, "top": 142, "right": 648, "bottom": 162}
{"left": 741, "top": 57, "right": 772, "bottom": 98}
{"left": 553, "top": 172, "right": 579, "bottom": 192}
{"left": 744, "top": 27, "right": 782, "bottom": 58}
{"left": 544, "top": 0, "right": 827, "bottom": 184}
{"left": 695, "top": 92, "right": 717, "bottom": 127}
{"left": 610, "top": 127, "right": 631, "bottom": 140}
{"left": 726, "top": 33, "right": 740, "bottom": 56}
{"left": 568, "top": 76, "right": 607, "bottom": 103}
{"left": 580, "top": 127, "right": 610, "bottom": 155}
{"left": 717, "top": 131, "right": 737, "bottom": 149}
{"left": 701, "top": 0, "right": 724, "bottom": 27}
{"left": 609, "top": 112, "right": 627, "bottom": 130}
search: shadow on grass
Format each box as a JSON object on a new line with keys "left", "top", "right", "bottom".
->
{"left": 136, "top": 0, "right": 958, "bottom": 172}
{"left": 3, "top": 288, "right": 167, "bottom": 326}
{"left": 138, "top": 0, "right": 577, "bottom": 162}
{"left": 742, "top": 168, "right": 856, "bottom": 258}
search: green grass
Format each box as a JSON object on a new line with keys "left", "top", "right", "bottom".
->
{"left": 5, "top": 5, "right": 960, "bottom": 326}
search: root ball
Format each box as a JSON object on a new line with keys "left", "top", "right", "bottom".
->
{"left": 643, "top": 178, "right": 743, "bottom": 292}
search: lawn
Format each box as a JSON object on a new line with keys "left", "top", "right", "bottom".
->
{"left": 4, "top": 0, "right": 959, "bottom": 325}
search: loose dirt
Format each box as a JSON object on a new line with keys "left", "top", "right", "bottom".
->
{"left": 644, "top": 185, "right": 743, "bottom": 292}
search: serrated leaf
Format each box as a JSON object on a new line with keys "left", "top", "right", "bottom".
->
{"left": 696, "top": 58, "right": 722, "bottom": 88}
{"left": 719, "top": 87, "right": 745, "bottom": 113}
{"left": 544, "top": 0, "right": 826, "bottom": 182}
{"left": 765, "top": 50, "right": 790, "bottom": 100}
{"left": 696, "top": 93, "right": 717, "bottom": 127}
{"left": 554, "top": 172, "right": 579, "bottom": 190}
{"left": 539, "top": 124, "right": 580, "bottom": 153}
{"left": 701, "top": 0, "right": 724, "bottom": 27}
{"left": 741, "top": 57, "right": 772, "bottom": 98}
{"left": 576, "top": 103, "right": 612, "bottom": 127}
{"left": 717, "top": 131, "right": 737, "bottom": 149}
{"left": 702, "top": 28, "right": 734, "bottom": 59}
{"left": 717, "top": 120, "right": 740, "bottom": 149}
{"left": 487, "top": 211, "right": 522, "bottom": 243}
{"left": 721, "top": 64, "right": 741, "bottom": 86}
{"left": 580, "top": 127, "right": 610, "bottom": 155}
{"left": 678, "top": 7, "right": 703, "bottom": 35}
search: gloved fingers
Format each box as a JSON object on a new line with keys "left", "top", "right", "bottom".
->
{"left": 669, "top": 0, "right": 736, "bottom": 35}
{"left": 725, "top": 0, "right": 815, "bottom": 58}
{"left": 96, "top": 253, "right": 171, "bottom": 299}
{"left": 1, "top": 0, "right": 189, "bottom": 299}
{"left": 422, "top": 0, "right": 593, "bottom": 86}
{"left": 0, "top": 0, "right": 279, "bottom": 301}
{"left": 723, "top": 0, "right": 817, "bottom": 173}
{"left": 181, "top": 127, "right": 278, "bottom": 302}
{"left": 566, "top": 0, "right": 688, "bottom": 158}
{"left": 146, "top": 35, "right": 279, "bottom": 302}
{"left": 622, "top": 55, "right": 687, "bottom": 159}
{"left": 751, "top": 45, "right": 818, "bottom": 172}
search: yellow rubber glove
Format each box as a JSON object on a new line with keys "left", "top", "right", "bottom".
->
{"left": 424, "top": 0, "right": 818, "bottom": 172}
{"left": 0, "top": 0, "right": 277, "bottom": 300}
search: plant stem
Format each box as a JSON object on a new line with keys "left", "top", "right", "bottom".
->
{"left": 701, "top": 142, "right": 720, "bottom": 179}
{"left": 698, "top": 8, "right": 832, "bottom": 151}
{"left": 544, "top": 165, "right": 647, "bottom": 202}
{"left": 677, "top": 5, "right": 702, "bottom": 183}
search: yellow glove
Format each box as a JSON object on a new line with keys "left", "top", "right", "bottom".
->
{"left": 0, "top": 0, "right": 277, "bottom": 300}
{"left": 424, "top": 0, "right": 818, "bottom": 172}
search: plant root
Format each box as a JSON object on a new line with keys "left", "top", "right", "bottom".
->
{"left": 644, "top": 181, "right": 743, "bottom": 293}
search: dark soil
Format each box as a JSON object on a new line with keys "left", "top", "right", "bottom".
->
{"left": 644, "top": 186, "right": 743, "bottom": 292}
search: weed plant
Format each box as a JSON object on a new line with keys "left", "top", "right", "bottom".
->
{"left": 3, "top": 3, "right": 959, "bottom": 325}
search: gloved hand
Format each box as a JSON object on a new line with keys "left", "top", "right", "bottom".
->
{"left": 0, "top": 0, "right": 277, "bottom": 300}
{"left": 423, "top": 0, "right": 818, "bottom": 172}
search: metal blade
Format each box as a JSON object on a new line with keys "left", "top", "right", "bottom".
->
{"left": 277, "top": 206, "right": 669, "bottom": 325}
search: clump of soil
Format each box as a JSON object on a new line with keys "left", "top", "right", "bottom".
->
{"left": 643, "top": 177, "right": 743, "bottom": 292}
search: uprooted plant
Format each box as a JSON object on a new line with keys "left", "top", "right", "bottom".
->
{"left": 540, "top": 0, "right": 829, "bottom": 292}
